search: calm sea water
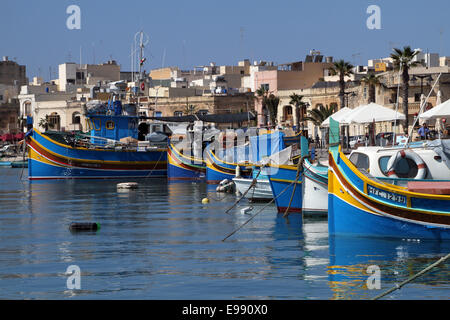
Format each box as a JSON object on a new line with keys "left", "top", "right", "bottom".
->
{"left": 0, "top": 167, "right": 449, "bottom": 300}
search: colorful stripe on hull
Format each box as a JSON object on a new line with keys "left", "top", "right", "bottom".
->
{"left": 205, "top": 148, "right": 252, "bottom": 184}
{"left": 167, "top": 144, "right": 205, "bottom": 181}
{"left": 26, "top": 129, "right": 167, "bottom": 180}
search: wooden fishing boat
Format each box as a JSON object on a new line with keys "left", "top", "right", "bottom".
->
{"left": 205, "top": 144, "right": 252, "bottom": 184}
{"left": 26, "top": 100, "right": 167, "bottom": 180}
{"left": 268, "top": 136, "right": 328, "bottom": 214}
{"left": 167, "top": 142, "right": 205, "bottom": 180}
{"left": 328, "top": 117, "right": 450, "bottom": 240}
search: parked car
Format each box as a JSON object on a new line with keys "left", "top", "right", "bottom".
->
{"left": 349, "top": 135, "right": 365, "bottom": 148}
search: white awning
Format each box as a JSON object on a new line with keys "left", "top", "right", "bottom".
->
{"left": 342, "top": 103, "right": 406, "bottom": 124}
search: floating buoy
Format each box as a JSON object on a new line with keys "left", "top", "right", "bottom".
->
{"left": 69, "top": 222, "right": 100, "bottom": 232}
{"left": 117, "top": 182, "right": 138, "bottom": 189}
{"left": 202, "top": 198, "right": 210, "bottom": 204}
{"left": 240, "top": 206, "right": 253, "bottom": 214}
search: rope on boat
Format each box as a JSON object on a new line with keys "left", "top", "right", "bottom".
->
{"left": 224, "top": 168, "right": 262, "bottom": 214}
{"left": 282, "top": 159, "right": 303, "bottom": 218}
{"left": 144, "top": 149, "right": 166, "bottom": 178}
{"left": 222, "top": 176, "right": 300, "bottom": 242}
{"left": 371, "top": 252, "right": 450, "bottom": 300}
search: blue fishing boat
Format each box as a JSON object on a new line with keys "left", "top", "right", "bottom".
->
{"left": 328, "top": 117, "right": 450, "bottom": 240}
{"left": 26, "top": 100, "right": 167, "bottom": 180}
{"left": 167, "top": 142, "right": 205, "bottom": 180}
{"left": 268, "top": 136, "right": 328, "bottom": 214}
{"left": 233, "top": 131, "right": 291, "bottom": 201}
{"left": 205, "top": 143, "right": 253, "bottom": 184}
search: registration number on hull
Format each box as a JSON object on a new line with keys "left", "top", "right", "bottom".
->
{"left": 367, "top": 185, "right": 407, "bottom": 205}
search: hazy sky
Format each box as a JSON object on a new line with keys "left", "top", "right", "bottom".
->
{"left": 2, "top": 0, "right": 450, "bottom": 80}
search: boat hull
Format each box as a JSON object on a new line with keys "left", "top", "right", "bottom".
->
{"left": 205, "top": 148, "right": 252, "bottom": 184}
{"left": 268, "top": 165, "right": 302, "bottom": 213}
{"left": 26, "top": 129, "right": 167, "bottom": 180}
{"left": 302, "top": 161, "right": 328, "bottom": 215}
{"left": 233, "top": 177, "right": 273, "bottom": 201}
{"left": 167, "top": 144, "right": 205, "bottom": 181}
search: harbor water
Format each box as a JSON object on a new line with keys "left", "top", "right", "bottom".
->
{"left": 0, "top": 167, "right": 449, "bottom": 299}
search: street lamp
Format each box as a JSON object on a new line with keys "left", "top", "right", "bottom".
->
{"left": 411, "top": 74, "right": 433, "bottom": 95}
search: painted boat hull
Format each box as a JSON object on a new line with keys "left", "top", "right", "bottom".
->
{"left": 302, "top": 161, "right": 328, "bottom": 215}
{"left": 26, "top": 129, "right": 167, "bottom": 180}
{"left": 205, "top": 147, "right": 252, "bottom": 184}
{"left": 328, "top": 147, "right": 450, "bottom": 240}
{"left": 167, "top": 144, "right": 205, "bottom": 181}
{"left": 268, "top": 165, "right": 303, "bottom": 213}
{"left": 233, "top": 177, "right": 273, "bottom": 200}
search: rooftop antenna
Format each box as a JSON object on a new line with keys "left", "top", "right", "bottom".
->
{"left": 440, "top": 28, "right": 444, "bottom": 58}
{"left": 131, "top": 30, "right": 149, "bottom": 82}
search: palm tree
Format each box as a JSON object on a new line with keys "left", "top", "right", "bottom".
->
{"left": 390, "top": 46, "right": 420, "bottom": 134}
{"left": 361, "top": 72, "right": 380, "bottom": 103}
{"left": 289, "top": 93, "right": 308, "bottom": 132}
{"left": 330, "top": 60, "right": 354, "bottom": 109}
{"left": 183, "top": 104, "right": 198, "bottom": 115}
{"left": 255, "top": 85, "right": 279, "bottom": 127}
{"left": 265, "top": 94, "right": 280, "bottom": 127}
{"left": 304, "top": 104, "right": 336, "bottom": 127}
{"left": 256, "top": 85, "right": 269, "bottom": 126}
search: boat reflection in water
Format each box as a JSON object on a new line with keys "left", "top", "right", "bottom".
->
{"left": 328, "top": 235, "right": 450, "bottom": 299}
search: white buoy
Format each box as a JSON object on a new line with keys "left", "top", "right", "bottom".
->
{"left": 117, "top": 182, "right": 139, "bottom": 189}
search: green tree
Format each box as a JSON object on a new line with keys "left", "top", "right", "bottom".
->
{"left": 38, "top": 117, "right": 49, "bottom": 131}
{"left": 304, "top": 104, "right": 336, "bottom": 127}
{"left": 361, "top": 72, "right": 380, "bottom": 103}
{"left": 289, "top": 93, "right": 308, "bottom": 131}
{"left": 330, "top": 60, "right": 354, "bottom": 109}
{"left": 390, "top": 46, "right": 420, "bottom": 134}
{"left": 265, "top": 94, "right": 280, "bottom": 127}
{"left": 256, "top": 85, "right": 279, "bottom": 126}
{"left": 183, "top": 104, "right": 198, "bottom": 115}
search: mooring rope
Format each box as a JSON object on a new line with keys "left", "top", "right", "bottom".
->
{"left": 371, "top": 252, "right": 450, "bottom": 300}
{"left": 282, "top": 159, "right": 303, "bottom": 218}
{"left": 224, "top": 167, "right": 262, "bottom": 214}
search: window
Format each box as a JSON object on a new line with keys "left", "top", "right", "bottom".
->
{"left": 414, "top": 93, "right": 421, "bottom": 102}
{"left": 197, "top": 109, "right": 208, "bottom": 116}
{"left": 0, "top": 95, "right": 3, "bottom": 101}
{"left": 106, "top": 121, "right": 115, "bottom": 130}
{"left": 349, "top": 152, "right": 370, "bottom": 171}
{"left": 72, "top": 112, "right": 81, "bottom": 124}
{"left": 261, "top": 83, "right": 269, "bottom": 91}
{"left": 378, "top": 156, "right": 391, "bottom": 175}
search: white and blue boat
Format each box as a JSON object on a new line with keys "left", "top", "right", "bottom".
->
{"left": 328, "top": 117, "right": 450, "bottom": 240}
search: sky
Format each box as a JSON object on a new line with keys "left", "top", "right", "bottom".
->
{"left": 1, "top": 0, "right": 450, "bottom": 81}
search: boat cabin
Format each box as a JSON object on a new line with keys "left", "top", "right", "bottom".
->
{"left": 349, "top": 145, "right": 450, "bottom": 182}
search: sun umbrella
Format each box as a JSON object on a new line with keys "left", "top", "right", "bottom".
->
{"left": 343, "top": 103, "right": 406, "bottom": 124}
{"left": 419, "top": 97, "right": 450, "bottom": 120}
{"left": 320, "top": 107, "right": 353, "bottom": 127}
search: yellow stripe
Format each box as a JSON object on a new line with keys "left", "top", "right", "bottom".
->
{"left": 269, "top": 178, "right": 302, "bottom": 184}
{"left": 170, "top": 144, "right": 204, "bottom": 163}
